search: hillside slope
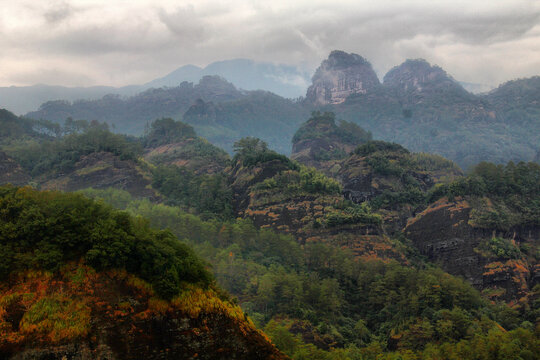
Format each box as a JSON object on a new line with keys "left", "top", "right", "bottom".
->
{"left": 0, "top": 186, "right": 285, "bottom": 359}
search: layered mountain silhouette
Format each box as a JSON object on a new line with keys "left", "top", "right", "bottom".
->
{"left": 21, "top": 51, "right": 540, "bottom": 168}
{"left": 1, "top": 59, "right": 311, "bottom": 115}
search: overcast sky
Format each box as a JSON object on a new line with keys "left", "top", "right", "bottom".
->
{"left": 1, "top": 0, "right": 539, "bottom": 88}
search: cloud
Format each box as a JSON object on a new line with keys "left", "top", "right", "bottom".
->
{"left": 0, "top": 0, "right": 539, "bottom": 87}
{"left": 157, "top": 5, "right": 208, "bottom": 43}
{"left": 44, "top": 1, "right": 73, "bottom": 24}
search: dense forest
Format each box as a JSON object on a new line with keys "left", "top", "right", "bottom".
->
{"left": 0, "top": 107, "right": 539, "bottom": 359}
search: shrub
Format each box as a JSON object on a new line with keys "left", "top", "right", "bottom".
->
{"left": 0, "top": 186, "right": 212, "bottom": 299}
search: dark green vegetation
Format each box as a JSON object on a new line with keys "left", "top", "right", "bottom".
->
{"left": 291, "top": 112, "right": 373, "bottom": 171}
{"left": 152, "top": 165, "right": 233, "bottom": 220}
{"left": 26, "top": 76, "right": 244, "bottom": 135}
{"left": 80, "top": 186, "right": 540, "bottom": 360}
{"left": 0, "top": 108, "right": 60, "bottom": 139}
{"left": 143, "top": 117, "right": 196, "bottom": 147}
{"left": 344, "top": 140, "right": 462, "bottom": 210}
{"left": 7, "top": 124, "right": 141, "bottom": 177}
{"left": 429, "top": 161, "right": 540, "bottom": 230}
{"left": 233, "top": 137, "right": 299, "bottom": 170}
{"left": 183, "top": 92, "right": 309, "bottom": 154}
{"left": 0, "top": 110, "right": 142, "bottom": 178}
{"left": 26, "top": 79, "right": 309, "bottom": 154}
{"left": 142, "top": 117, "right": 229, "bottom": 174}
{"left": 1, "top": 104, "right": 539, "bottom": 359}
{"left": 327, "top": 56, "right": 540, "bottom": 170}
{"left": 254, "top": 166, "right": 342, "bottom": 197}
{"left": 293, "top": 111, "right": 372, "bottom": 157}
{"left": 0, "top": 186, "right": 212, "bottom": 299}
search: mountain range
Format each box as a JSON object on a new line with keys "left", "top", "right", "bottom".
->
{"left": 0, "top": 59, "right": 311, "bottom": 115}
{"left": 21, "top": 50, "right": 540, "bottom": 169}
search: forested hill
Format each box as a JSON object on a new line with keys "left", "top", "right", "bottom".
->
{"left": 22, "top": 51, "right": 540, "bottom": 169}
{"left": 26, "top": 75, "right": 244, "bottom": 135}
{"left": 0, "top": 185, "right": 286, "bottom": 359}
{"left": 26, "top": 78, "right": 309, "bottom": 154}
{"left": 0, "top": 110, "right": 539, "bottom": 358}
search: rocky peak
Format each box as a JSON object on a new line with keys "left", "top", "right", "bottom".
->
{"left": 195, "top": 75, "right": 243, "bottom": 101}
{"left": 306, "top": 50, "right": 380, "bottom": 105}
{"left": 383, "top": 59, "right": 459, "bottom": 93}
{"left": 291, "top": 112, "right": 371, "bottom": 175}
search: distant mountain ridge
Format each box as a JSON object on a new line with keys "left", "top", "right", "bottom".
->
{"left": 21, "top": 50, "right": 540, "bottom": 168}
{"left": 1, "top": 59, "right": 311, "bottom": 115}
{"left": 146, "top": 58, "right": 311, "bottom": 98}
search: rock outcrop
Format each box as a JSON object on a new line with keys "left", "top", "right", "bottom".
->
{"left": 306, "top": 51, "right": 380, "bottom": 105}
{"left": 227, "top": 156, "right": 406, "bottom": 262}
{"left": 383, "top": 59, "right": 461, "bottom": 98}
{"left": 142, "top": 117, "right": 230, "bottom": 175}
{"left": 291, "top": 112, "right": 371, "bottom": 176}
{"left": 404, "top": 197, "right": 539, "bottom": 303}
{"left": 144, "top": 138, "right": 228, "bottom": 174}
{"left": 335, "top": 141, "right": 463, "bottom": 232}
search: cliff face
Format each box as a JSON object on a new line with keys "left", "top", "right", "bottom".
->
{"left": 305, "top": 51, "right": 534, "bottom": 169}
{"left": 227, "top": 157, "right": 406, "bottom": 262}
{"left": 0, "top": 152, "right": 30, "bottom": 186}
{"left": 39, "top": 152, "right": 158, "bottom": 199}
{"left": 306, "top": 51, "right": 380, "bottom": 105}
{"left": 335, "top": 142, "right": 463, "bottom": 233}
{"left": 383, "top": 59, "right": 460, "bottom": 97}
{"left": 1, "top": 265, "right": 286, "bottom": 360}
{"left": 337, "top": 153, "right": 434, "bottom": 204}
{"left": 404, "top": 198, "right": 539, "bottom": 303}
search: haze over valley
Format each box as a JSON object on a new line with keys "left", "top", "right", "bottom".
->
{"left": 0, "top": 1, "right": 539, "bottom": 359}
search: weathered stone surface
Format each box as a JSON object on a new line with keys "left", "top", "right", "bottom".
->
{"left": 337, "top": 154, "right": 434, "bottom": 204}
{"left": 404, "top": 197, "right": 540, "bottom": 302}
{"left": 227, "top": 159, "right": 406, "bottom": 262}
{"left": 306, "top": 51, "right": 380, "bottom": 105}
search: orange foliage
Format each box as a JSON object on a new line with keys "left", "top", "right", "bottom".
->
{"left": 0, "top": 262, "right": 266, "bottom": 353}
